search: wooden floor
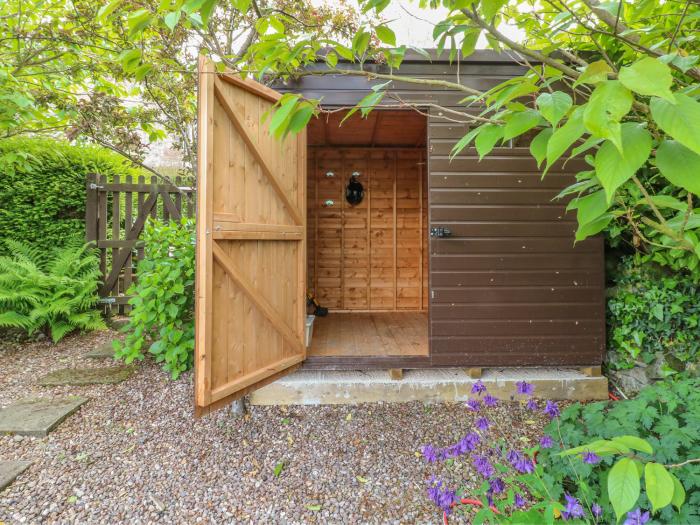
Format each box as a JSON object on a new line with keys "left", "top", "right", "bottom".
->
{"left": 308, "top": 312, "right": 428, "bottom": 357}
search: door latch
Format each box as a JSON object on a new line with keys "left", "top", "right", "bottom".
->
{"left": 430, "top": 227, "right": 452, "bottom": 238}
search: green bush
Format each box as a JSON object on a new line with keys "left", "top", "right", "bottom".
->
{"left": 114, "top": 218, "right": 195, "bottom": 379}
{"left": 0, "top": 238, "right": 105, "bottom": 342}
{"left": 538, "top": 378, "right": 700, "bottom": 524}
{"left": 606, "top": 256, "right": 700, "bottom": 375}
{"left": 0, "top": 137, "right": 142, "bottom": 255}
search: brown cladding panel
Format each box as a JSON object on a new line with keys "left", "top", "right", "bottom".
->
{"left": 427, "top": 111, "right": 605, "bottom": 367}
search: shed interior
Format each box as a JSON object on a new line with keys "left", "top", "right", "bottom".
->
{"left": 306, "top": 110, "right": 429, "bottom": 358}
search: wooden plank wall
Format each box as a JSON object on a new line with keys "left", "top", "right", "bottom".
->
{"left": 308, "top": 148, "right": 427, "bottom": 311}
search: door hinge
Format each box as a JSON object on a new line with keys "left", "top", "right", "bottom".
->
{"left": 430, "top": 227, "right": 452, "bottom": 238}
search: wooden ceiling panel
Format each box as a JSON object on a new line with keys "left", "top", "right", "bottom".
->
{"left": 308, "top": 110, "right": 427, "bottom": 147}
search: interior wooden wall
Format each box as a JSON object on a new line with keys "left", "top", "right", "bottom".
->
{"left": 307, "top": 148, "right": 427, "bottom": 311}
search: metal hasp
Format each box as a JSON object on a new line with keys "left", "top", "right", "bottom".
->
{"left": 430, "top": 226, "right": 452, "bottom": 238}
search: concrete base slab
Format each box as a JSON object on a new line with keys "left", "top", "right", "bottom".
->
{"left": 0, "top": 461, "right": 32, "bottom": 492}
{"left": 249, "top": 368, "right": 608, "bottom": 405}
{"left": 0, "top": 397, "right": 87, "bottom": 437}
{"left": 83, "top": 342, "right": 117, "bottom": 360}
{"left": 37, "top": 366, "right": 133, "bottom": 386}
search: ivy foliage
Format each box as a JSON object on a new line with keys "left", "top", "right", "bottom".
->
{"left": 0, "top": 238, "right": 105, "bottom": 342}
{"left": 607, "top": 256, "right": 700, "bottom": 375}
{"left": 539, "top": 379, "right": 700, "bottom": 525}
{"left": 0, "top": 138, "right": 142, "bottom": 256}
{"left": 114, "top": 218, "right": 195, "bottom": 379}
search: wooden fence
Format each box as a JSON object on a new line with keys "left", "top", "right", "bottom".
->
{"left": 85, "top": 173, "right": 195, "bottom": 311}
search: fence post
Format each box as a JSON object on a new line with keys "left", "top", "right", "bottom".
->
{"left": 85, "top": 173, "right": 98, "bottom": 245}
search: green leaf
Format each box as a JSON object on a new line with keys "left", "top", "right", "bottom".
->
{"left": 651, "top": 94, "right": 700, "bottom": 157}
{"left": 583, "top": 81, "right": 634, "bottom": 153}
{"left": 594, "top": 123, "right": 652, "bottom": 204}
{"left": 356, "top": 475, "right": 368, "bottom": 483}
{"left": 231, "top": 0, "right": 252, "bottom": 11}
{"left": 645, "top": 462, "right": 674, "bottom": 513}
{"left": 537, "top": 92, "right": 572, "bottom": 127}
{"left": 287, "top": 104, "right": 315, "bottom": 135}
{"left": 375, "top": 25, "right": 396, "bottom": 46}
{"left": 611, "top": 435, "right": 654, "bottom": 454}
{"left": 619, "top": 57, "right": 675, "bottom": 102}
{"left": 656, "top": 140, "right": 700, "bottom": 195}
{"left": 636, "top": 195, "right": 687, "bottom": 212}
{"left": 530, "top": 128, "right": 552, "bottom": 168}
{"left": 574, "top": 60, "right": 613, "bottom": 86}
{"left": 352, "top": 30, "right": 371, "bottom": 57}
{"left": 269, "top": 95, "right": 300, "bottom": 138}
{"left": 670, "top": 473, "right": 686, "bottom": 511}
{"left": 305, "top": 504, "right": 322, "bottom": 511}
{"left": 545, "top": 106, "right": 585, "bottom": 172}
{"left": 451, "top": 127, "right": 483, "bottom": 159}
{"left": 608, "top": 457, "right": 641, "bottom": 522}
{"left": 481, "top": 0, "right": 509, "bottom": 19}
{"left": 273, "top": 461, "right": 284, "bottom": 477}
{"left": 97, "top": 0, "right": 122, "bottom": 21}
{"left": 325, "top": 51, "right": 338, "bottom": 68}
{"left": 503, "top": 110, "right": 541, "bottom": 141}
{"left": 127, "top": 9, "right": 153, "bottom": 38}
{"left": 461, "top": 29, "right": 480, "bottom": 57}
{"left": 651, "top": 303, "right": 664, "bottom": 321}
{"left": 164, "top": 10, "right": 182, "bottom": 31}
{"left": 475, "top": 124, "right": 503, "bottom": 159}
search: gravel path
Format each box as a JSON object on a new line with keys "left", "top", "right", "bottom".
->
{"left": 0, "top": 329, "right": 549, "bottom": 524}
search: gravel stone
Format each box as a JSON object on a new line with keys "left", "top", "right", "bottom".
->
{"left": 1, "top": 329, "right": 550, "bottom": 524}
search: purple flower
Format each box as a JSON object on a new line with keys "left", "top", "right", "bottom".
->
{"left": 489, "top": 477, "right": 505, "bottom": 494}
{"left": 592, "top": 503, "right": 603, "bottom": 519}
{"left": 465, "top": 398, "right": 481, "bottom": 411}
{"left": 473, "top": 454, "right": 495, "bottom": 478}
{"left": 421, "top": 444, "right": 438, "bottom": 463}
{"left": 426, "top": 477, "right": 457, "bottom": 515}
{"left": 457, "top": 432, "right": 480, "bottom": 454}
{"left": 471, "top": 380, "right": 487, "bottom": 395}
{"left": 582, "top": 451, "right": 601, "bottom": 464}
{"left": 507, "top": 450, "right": 534, "bottom": 473}
{"left": 543, "top": 400, "right": 560, "bottom": 419}
{"left": 540, "top": 435, "right": 554, "bottom": 449}
{"left": 514, "top": 493, "right": 527, "bottom": 508}
{"left": 561, "top": 494, "right": 585, "bottom": 520}
{"left": 623, "top": 508, "right": 650, "bottom": 525}
{"left": 483, "top": 394, "right": 499, "bottom": 407}
{"left": 516, "top": 381, "right": 534, "bottom": 396}
{"left": 476, "top": 417, "right": 490, "bottom": 432}
{"left": 526, "top": 398, "right": 538, "bottom": 410}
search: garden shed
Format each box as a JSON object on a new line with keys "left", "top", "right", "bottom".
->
{"left": 194, "top": 52, "right": 605, "bottom": 414}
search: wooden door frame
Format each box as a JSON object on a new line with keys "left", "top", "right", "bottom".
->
{"left": 302, "top": 106, "right": 432, "bottom": 368}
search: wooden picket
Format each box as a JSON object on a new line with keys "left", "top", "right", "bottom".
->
{"left": 85, "top": 173, "right": 195, "bottom": 311}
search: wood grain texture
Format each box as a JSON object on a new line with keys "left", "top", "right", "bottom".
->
{"left": 309, "top": 312, "right": 428, "bottom": 357}
{"left": 195, "top": 58, "right": 306, "bottom": 415}
{"left": 308, "top": 148, "right": 428, "bottom": 312}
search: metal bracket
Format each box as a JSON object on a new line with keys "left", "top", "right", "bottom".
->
{"left": 98, "top": 297, "right": 117, "bottom": 305}
{"left": 323, "top": 199, "right": 335, "bottom": 207}
{"left": 89, "top": 183, "right": 105, "bottom": 190}
{"left": 325, "top": 171, "right": 335, "bottom": 177}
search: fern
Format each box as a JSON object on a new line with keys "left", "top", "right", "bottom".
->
{"left": 0, "top": 238, "right": 105, "bottom": 342}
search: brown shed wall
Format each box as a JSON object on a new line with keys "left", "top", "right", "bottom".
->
{"left": 277, "top": 51, "right": 605, "bottom": 367}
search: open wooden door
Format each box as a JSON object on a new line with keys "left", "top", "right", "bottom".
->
{"left": 195, "top": 57, "right": 306, "bottom": 416}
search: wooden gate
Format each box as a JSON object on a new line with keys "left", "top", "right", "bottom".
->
{"left": 85, "top": 173, "right": 195, "bottom": 309}
{"left": 195, "top": 57, "right": 307, "bottom": 415}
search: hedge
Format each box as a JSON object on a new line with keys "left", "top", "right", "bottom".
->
{"left": 0, "top": 138, "right": 143, "bottom": 255}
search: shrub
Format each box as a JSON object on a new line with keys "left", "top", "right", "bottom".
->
{"left": 420, "top": 380, "right": 697, "bottom": 524}
{"left": 0, "top": 137, "right": 142, "bottom": 255}
{"left": 0, "top": 238, "right": 105, "bottom": 342}
{"left": 539, "top": 379, "right": 700, "bottom": 524}
{"left": 114, "top": 218, "right": 195, "bottom": 379}
{"left": 606, "top": 255, "right": 700, "bottom": 375}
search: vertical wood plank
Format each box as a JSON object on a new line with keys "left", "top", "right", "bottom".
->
{"left": 195, "top": 56, "right": 215, "bottom": 407}
{"left": 98, "top": 174, "right": 108, "bottom": 284}
{"left": 123, "top": 175, "right": 133, "bottom": 303}
{"left": 112, "top": 175, "right": 121, "bottom": 300}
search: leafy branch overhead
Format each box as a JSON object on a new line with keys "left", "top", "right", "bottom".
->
{"left": 125, "top": 0, "right": 699, "bottom": 278}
